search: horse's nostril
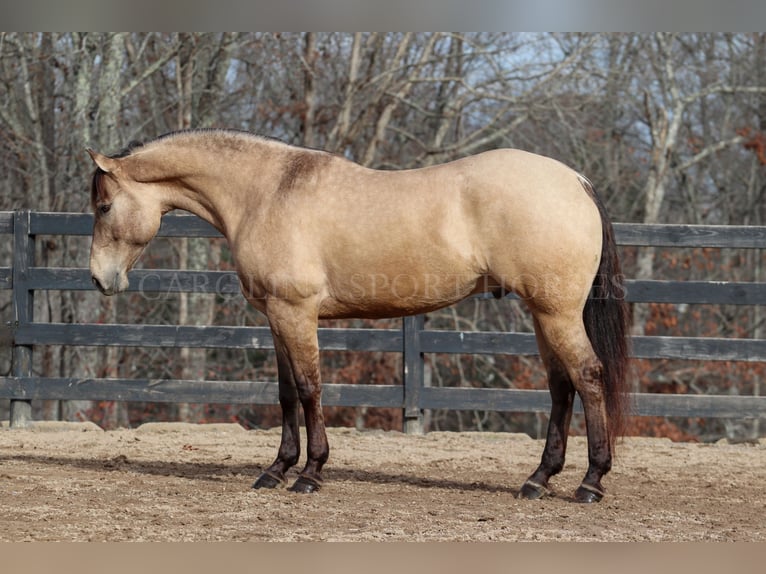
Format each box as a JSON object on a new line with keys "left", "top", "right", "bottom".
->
{"left": 92, "top": 275, "right": 106, "bottom": 294}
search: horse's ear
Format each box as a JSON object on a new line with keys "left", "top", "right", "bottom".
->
{"left": 87, "top": 148, "right": 119, "bottom": 173}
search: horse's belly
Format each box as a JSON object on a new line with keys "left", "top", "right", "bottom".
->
{"left": 318, "top": 271, "right": 493, "bottom": 319}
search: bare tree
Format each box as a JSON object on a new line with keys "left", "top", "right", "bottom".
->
{"left": 628, "top": 33, "right": 766, "bottom": 334}
{"left": 3, "top": 33, "right": 765, "bottom": 436}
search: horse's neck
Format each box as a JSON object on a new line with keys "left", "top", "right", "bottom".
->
{"left": 142, "top": 143, "right": 271, "bottom": 237}
{"left": 169, "top": 183, "right": 231, "bottom": 235}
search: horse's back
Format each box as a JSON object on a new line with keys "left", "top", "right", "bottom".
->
{"left": 308, "top": 149, "right": 604, "bottom": 318}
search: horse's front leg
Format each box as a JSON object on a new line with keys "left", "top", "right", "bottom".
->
{"left": 252, "top": 345, "right": 301, "bottom": 489}
{"left": 265, "top": 298, "right": 328, "bottom": 493}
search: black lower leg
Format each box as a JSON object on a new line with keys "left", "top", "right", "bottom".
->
{"left": 253, "top": 353, "right": 301, "bottom": 490}
{"left": 289, "top": 394, "right": 328, "bottom": 494}
{"left": 573, "top": 441, "right": 612, "bottom": 503}
{"left": 574, "top": 361, "right": 612, "bottom": 504}
{"left": 519, "top": 371, "right": 574, "bottom": 500}
{"left": 253, "top": 412, "right": 300, "bottom": 489}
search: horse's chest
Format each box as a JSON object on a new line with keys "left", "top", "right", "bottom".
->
{"left": 231, "top": 238, "right": 325, "bottom": 305}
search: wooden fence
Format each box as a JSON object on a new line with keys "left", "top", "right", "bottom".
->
{"left": 1, "top": 210, "right": 766, "bottom": 432}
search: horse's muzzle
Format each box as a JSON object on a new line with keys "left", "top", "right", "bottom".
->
{"left": 92, "top": 274, "right": 115, "bottom": 296}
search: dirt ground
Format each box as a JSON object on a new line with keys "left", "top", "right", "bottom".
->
{"left": 0, "top": 422, "right": 764, "bottom": 542}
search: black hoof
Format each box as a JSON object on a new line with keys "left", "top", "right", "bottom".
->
{"left": 289, "top": 475, "right": 322, "bottom": 494}
{"left": 252, "top": 471, "right": 286, "bottom": 490}
{"left": 574, "top": 484, "right": 604, "bottom": 503}
{"left": 517, "top": 480, "right": 551, "bottom": 500}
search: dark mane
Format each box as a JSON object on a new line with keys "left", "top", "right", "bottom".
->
{"left": 152, "top": 129, "right": 336, "bottom": 193}
{"left": 111, "top": 139, "right": 146, "bottom": 159}
{"left": 110, "top": 128, "right": 335, "bottom": 160}
{"left": 153, "top": 128, "right": 269, "bottom": 148}
{"left": 90, "top": 129, "right": 339, "bottom": 205}
{"left": 150, "top": 128, "right": 335, "bottom": 156}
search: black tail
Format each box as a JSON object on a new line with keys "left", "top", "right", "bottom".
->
{"left": 581, "top": 180, "right": 632, "bottom": 452}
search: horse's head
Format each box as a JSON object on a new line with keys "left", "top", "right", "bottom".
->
{"left": 87, "top": 149, "right": 164, "bottom": 296}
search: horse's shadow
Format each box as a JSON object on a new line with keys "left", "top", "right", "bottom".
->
{"left": 2, "top": 452, "right": 523, "bottom": 496}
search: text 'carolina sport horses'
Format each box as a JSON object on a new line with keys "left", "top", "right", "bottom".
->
{"left": 87, "top": 129, "right": 631, "bottom": 503}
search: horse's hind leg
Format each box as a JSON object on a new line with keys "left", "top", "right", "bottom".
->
{"left": 518, "top": 319, "right": 575, "bottom": 500}
{"left": 523, "top": 311, "right": 612, "bottom": 503}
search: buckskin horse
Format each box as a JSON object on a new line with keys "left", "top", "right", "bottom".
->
{"left": 87, "top": 128, "right": 630, "bottom": 503}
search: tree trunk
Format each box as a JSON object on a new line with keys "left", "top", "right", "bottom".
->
{"left": 70, "top": 33, "right": 129, "bottom": 427}
{"left": 302, "top": 33, "right": 318, "bottom": 148}
{"left": 174, "top": 34, "right": 233, "bottom": 423}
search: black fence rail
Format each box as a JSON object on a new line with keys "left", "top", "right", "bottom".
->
{"left": 2, "top": 210, "right": 766, "bottom": 431}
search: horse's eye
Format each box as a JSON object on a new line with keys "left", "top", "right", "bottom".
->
{"left": 99, "top": 204, "right": 111, "bottom": 215}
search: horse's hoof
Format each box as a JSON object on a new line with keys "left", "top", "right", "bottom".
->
{"left": 252, "top": 471, "right": 286, "bottom": 490}
{"left": 517, "top": 480, "right": 551, "bottom": 500}
{"left": 289, "top": 475, "right": 322, "bottom": 494}
{"left": 574, "top": 484, "right": 604, "bottom": 503}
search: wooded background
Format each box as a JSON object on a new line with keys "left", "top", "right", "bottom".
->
{"left": 0, "top": 33, "right": 764, "bottom": 439}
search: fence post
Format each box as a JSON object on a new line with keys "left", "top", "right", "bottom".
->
{"left": 402, "top": 314, "right": 425, "bottom": 434}
{"left": 10, "top": 210, "right": 34, "bottom": 428}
